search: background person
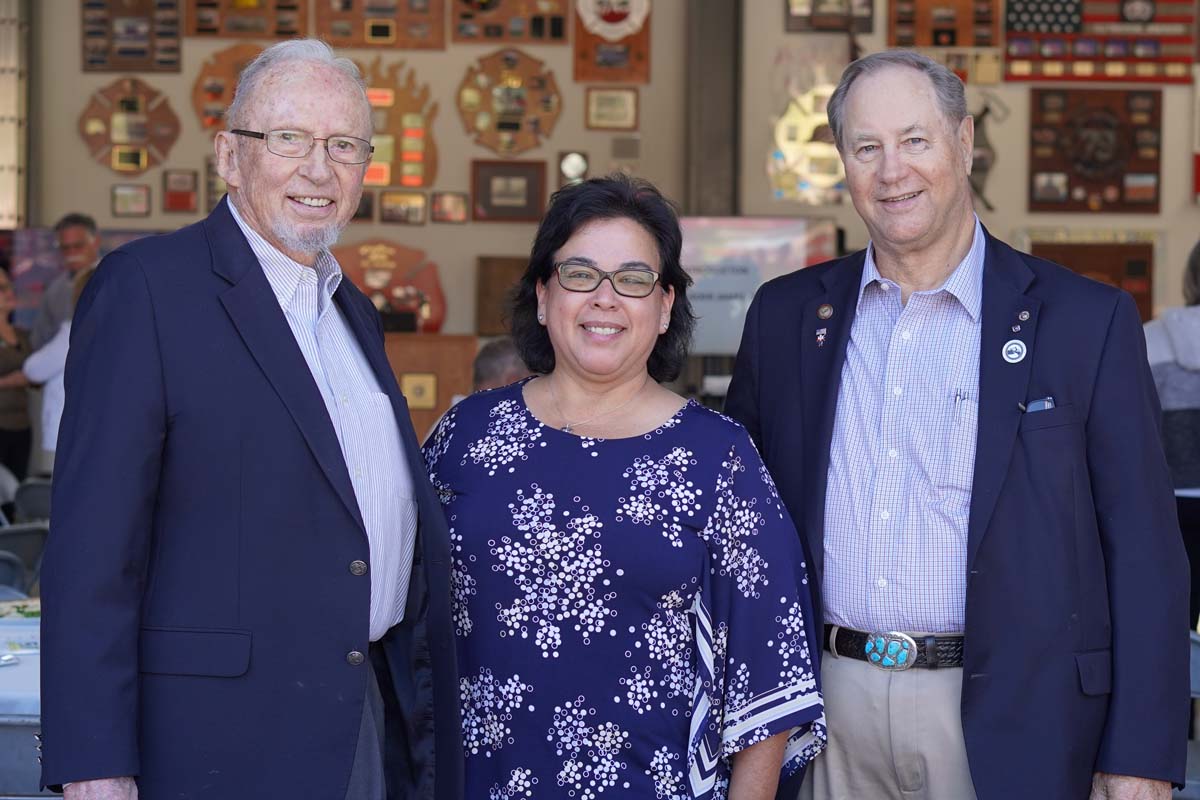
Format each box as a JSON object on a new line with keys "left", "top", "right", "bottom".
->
{"left": 424, "top": 175, "right": 826, "bottom": 800}
{"left": 31, "top": 214, "right": 100, "bottom": 349}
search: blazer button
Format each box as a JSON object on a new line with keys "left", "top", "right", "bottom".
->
{"left": 346, "top": 650, "right": 365, "bottom": 666}
{"left": 349, "top": 560, "right": 368, "bottom": 576}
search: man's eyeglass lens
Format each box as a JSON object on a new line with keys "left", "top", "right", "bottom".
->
{"left": 557, "top": 265, "right": 659, "bottom": 298}
{"left": 233, "top": 129, "right": 374, "bottom": 165}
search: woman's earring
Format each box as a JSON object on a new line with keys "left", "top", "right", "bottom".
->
{"left": 537, "top": 311, "right": 546, "bottom": 323}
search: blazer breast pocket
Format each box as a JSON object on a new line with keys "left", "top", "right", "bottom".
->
{"left": 1019, "top": 403, "right": 1078, "bottom": 433}
{"left": 139, "top": 626, "right": 252, "bottom": 677}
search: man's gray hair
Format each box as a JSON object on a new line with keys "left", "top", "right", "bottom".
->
{"left": 473, "top": 337, "right": 529, "bottom": 391}
{"left": 225, "top": 39, "right": 366, "bottom": 131}
{"left": 826, "top": 50, "right": 968, "bottom": 152}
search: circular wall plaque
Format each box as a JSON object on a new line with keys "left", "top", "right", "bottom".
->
{"left": 78, "top": 77, "right": 181, "bottom": 176}
{"left": 456, "top": 48, "right": 561, "bottom": 157}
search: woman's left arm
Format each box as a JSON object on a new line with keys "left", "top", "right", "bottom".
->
{"left": 729, "top": 731, "right": 789, "bottom": 800}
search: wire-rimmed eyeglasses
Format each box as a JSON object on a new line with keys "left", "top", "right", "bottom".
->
{"left": 230, "top": 129, "right": 374, "bottom": 165}
{"left": 555, "top": 262, "right": 661, "bottom": 298}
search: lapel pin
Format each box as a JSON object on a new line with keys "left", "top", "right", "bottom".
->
{"left": 818, "top": 303, "right": 834, "bottom": 320}
{"left": 1002, "top": 339, "right": 1027, "bottom": 364}
{"left": 816, "top": 327, "right": 827, "bottom": 347}
{"left": 1018, "top": 310, "right": 1031, "bottom": 322}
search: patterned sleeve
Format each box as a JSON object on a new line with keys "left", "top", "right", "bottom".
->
{"left": 689, "top": 432, "right": 826, "bottom": 792}
{"left": 422, "top": 401, "right": 461, "bottom": 501}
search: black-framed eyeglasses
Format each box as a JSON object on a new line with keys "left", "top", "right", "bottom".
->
{"left": 555, "top": 262, "right": 661, "bottom": 298}
{"left": 230, "top": 129, "right": 374, "bottom": 165}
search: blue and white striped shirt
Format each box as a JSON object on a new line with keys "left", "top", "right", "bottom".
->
{"left": 229, "top": 200, "right": 417, "bottom": 642}
{"left": 823, "top": 219, "right": 985, "bottom": 634}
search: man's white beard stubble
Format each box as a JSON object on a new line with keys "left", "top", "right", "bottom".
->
{"left": 272, "top": 218, "right": 343, "bottom": 257}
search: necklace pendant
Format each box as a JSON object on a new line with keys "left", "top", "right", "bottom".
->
{"left": 561, "top": 424, "right": 574, "bottom": 434}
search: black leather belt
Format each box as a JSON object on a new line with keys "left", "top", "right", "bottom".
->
{"left": 823, "top": 624, "right": 964, "bottom": 670}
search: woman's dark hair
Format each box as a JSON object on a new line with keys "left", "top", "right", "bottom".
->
{"left": 509, "top": 174, "right": 696, "bottom": 382}
{"left": 1185, "top": 240, "right": 1200, "bottom": 307}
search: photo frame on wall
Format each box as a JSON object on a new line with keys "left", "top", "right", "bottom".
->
{"left": 471, "top": 160, "right": 547, "bottom": 222}
{"left": 162, "top": 169, "right": 198, "bottom": 213}
{"left": 205, "top": 156, "right": 227, "bottom": 212}
{"left": 585, "top": 87, "right": 639, "bottom": 130}
{"left": 431, "top": 192, "right": 468, "bottom": 223}
{"left": 112, "top": 184, "right": 151, "bottom": 217}
{"left": 353, "top": 191, "right": 375, "bottom": 222}
{"left": 379, "top": 191, "right": 427, "bottom": 224}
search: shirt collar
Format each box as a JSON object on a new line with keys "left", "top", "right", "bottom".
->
{"left": 227, "top": 196, "right": 343, "bottom": 311}
{"left": 859, "top": 216, "right": 985, "bottom": 322}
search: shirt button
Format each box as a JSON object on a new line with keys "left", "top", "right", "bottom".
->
{"left": 877, "top": 578, "right": 888, "bottom": 589}
{"left": 888, "top": 448, "right": 898, "bottom": 458}
{"left": 346, "top": 650, "right": 365, "bottom": 666}
{"left": 901, "top": 330, "right": 912, "bottom": 340}
{"left": 354, "top": 468, "right": 363, "bottom": 479}
{"left": 892, "top": 386, "right": 903, "bottom": 397}
{"left": 880, "top": 510, "right": 890, "bottom": 520}
{"left": 349, "top": 560, "right": 368, "bottom": 576}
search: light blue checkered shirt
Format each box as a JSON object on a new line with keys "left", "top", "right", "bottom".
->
{"left": 229, "top": 200, "right": 417, "bottom": 641}
{"left": 823, "top": 218, "right": 985, "bottom": 634}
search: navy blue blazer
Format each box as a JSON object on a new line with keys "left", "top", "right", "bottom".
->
{"left": 39, "top": 198, "right": 463, "bottom": 799}
{"left": 726, "top": 231, "right": 1189, "bottom": 798}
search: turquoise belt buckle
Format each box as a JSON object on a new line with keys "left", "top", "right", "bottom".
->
{"left": 864, "top": 630, "right": 918, "bottom": 670}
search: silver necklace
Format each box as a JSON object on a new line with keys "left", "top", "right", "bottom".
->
{"left": 547, "top": 376, "right": 649, "bottom": 434}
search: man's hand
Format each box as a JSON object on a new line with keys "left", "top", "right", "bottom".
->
{"left": 1089, "top": 772, "right": 1171, "bottom": 800}
{"left": 63, "top": 777, "right": 138, "bottom": 800}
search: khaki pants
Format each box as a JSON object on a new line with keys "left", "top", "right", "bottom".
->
{"left": 798, "top": 652, "right": 978, "bottom": 800}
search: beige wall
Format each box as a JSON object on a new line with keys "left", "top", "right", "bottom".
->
{"left": 741, "top": 2, "right": 1200, "bottom": 314}
{"left": 28, "top": 0, "right": 686, "bottom": 334}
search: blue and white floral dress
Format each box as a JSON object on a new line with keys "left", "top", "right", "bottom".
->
{"left": 423, "top": 380, "right": 826, "bottom": 800}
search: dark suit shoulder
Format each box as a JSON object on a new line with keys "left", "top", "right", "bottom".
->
{"left": 103, "top": 217, "right": 211, "bottom": 270}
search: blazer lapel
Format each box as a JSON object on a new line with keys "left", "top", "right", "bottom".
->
{"left": 800, "top": 252, "right": 865, "bottom": 580}
{"left": 205, "top": 199, "right": 367, "bottom": 534}
{"left": 967, "top": 234, "right": 1039, "bottom": 570}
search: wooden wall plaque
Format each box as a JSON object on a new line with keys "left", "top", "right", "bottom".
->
{"left": 358, "top": 57, "right": 439, "bottom": 188}
{"left": 332, "top": 239, "right": 446, "bottom": 334}
{"left": 1005, "top": 0, "right": 1194, "bottom": 82}
{"left": 1028, "top": 88, "right": 1161, "bottom": 213}
{"left": 475, "top": 255, "right": 527, "bottom": 335}
{"left": 317, "top": 0, "right": 445, "bottom": 49}
{"left": 82, "top": 0, "right": 181, "bottom": 72}
{"left": 456, "top": 49, "right": 561, "bottom": 158}
{"left": 191, "top": 43, "right": 263, "bottom": 135}
{"left": 79, "top": 77, "right": 181, "bottom": 177}
{"left": 785, "top": 0, "right": 874, "bottom": 32}
{"left": 1030, "top": 240, "right": 1153, "bottom": 321}
{"left": 888, "top": 0, "right": 999, "bottom": 48}
{"left": 384, "top": 333, "right": 477, "bottom": 436}
{"left": 451, "top": 0, "right": 569, "bottom": 44}
{"left": 574, "top": 0, "right": 651, "bottom": 83}
{"left": 185, "top": 0, "right": 306, "bottom": 39}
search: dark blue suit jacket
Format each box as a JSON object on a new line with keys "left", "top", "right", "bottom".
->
{"left": 40, "top": 198, "right": 463, "bottom": 799}
{"left": 726, "top": 231, "right": 1189, "bottom": 799}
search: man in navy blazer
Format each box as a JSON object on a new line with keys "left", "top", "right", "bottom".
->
{"left": 726, "top": 51, "right": 1187, "bottom": 800}
{"left": 39, "top": 41, "right": 461, "bottom": 799}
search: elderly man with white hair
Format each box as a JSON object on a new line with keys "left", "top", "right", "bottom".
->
{"left": 39, "top": 39, "right": 461, "bottom": 800}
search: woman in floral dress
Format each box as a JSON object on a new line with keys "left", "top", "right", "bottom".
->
{"left": 423, "top": 175, "right": 826, "bottom": 800}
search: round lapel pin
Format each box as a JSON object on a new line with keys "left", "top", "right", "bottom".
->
{"left": 1002, "top": 339, "right": 1027, "bottom": 364}
{"left": 817, "top": 303, "right": 833, "bottom": 320}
